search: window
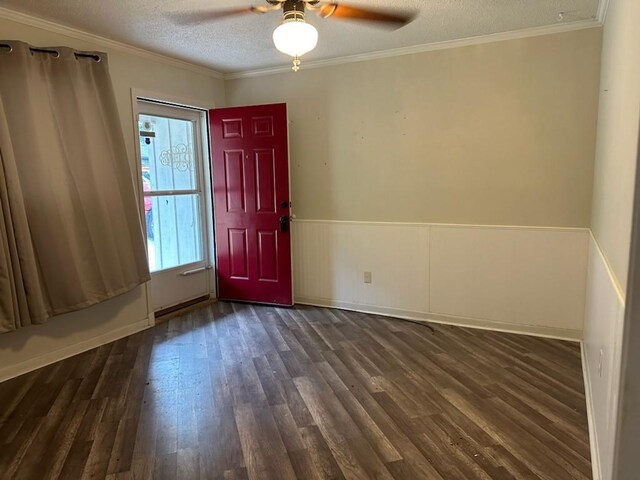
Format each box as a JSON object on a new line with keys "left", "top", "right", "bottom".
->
{"left": 139, "top": 114, "right": 204, "bottom": 272}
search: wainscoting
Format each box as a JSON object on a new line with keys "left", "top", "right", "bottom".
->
{"left": 292, "top": 220, "right": 590, "bottom": 340}
{"left": 583, "top": 234, "right": 626, "bottom": 480}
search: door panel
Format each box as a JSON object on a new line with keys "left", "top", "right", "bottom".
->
{"left": 255, "top": 150, "right": 277, "bottom": 213}
{"left": 228, "top": 229, "right": 249, "bottom": 279}
{"left": 224, "top": 151, "right": 246, "bottom": 212}
{"left": 257, "top": 230, "right": 279, "bottom": 281}
{"left": 210, "top": 103, "right": 292, "bottom": 305}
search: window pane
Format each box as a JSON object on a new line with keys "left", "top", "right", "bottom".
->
{"left": 145, "top": 193, "right": 203, "bottom": 272}
{"left": 139, "top": 114, "right": 197, "bottom": 192}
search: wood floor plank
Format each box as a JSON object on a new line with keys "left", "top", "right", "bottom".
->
{"left": 315, "top": 361, "right": 403, "bottom": 464}
{"left": 0, "top": 302, "right": 591, "bottom": 479}
{"left": 298, "top": 425, "right": 346, "bottom": 480}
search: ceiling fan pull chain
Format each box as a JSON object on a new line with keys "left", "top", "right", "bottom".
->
{"left": 292, "top": 55, "right": 301, "bottom": 72}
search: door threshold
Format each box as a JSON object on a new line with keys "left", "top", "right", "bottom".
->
{"left": 154, "top": 295, "right": 215, "bottom": 324}
{"left": 217, "top": 298, "right": 294, "bottom": 308}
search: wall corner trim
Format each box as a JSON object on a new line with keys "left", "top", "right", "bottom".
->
{"left": 0, "top": 6, "right": 224, "bottom": 79}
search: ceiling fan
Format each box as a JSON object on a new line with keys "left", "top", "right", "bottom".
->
{"left": 170, "top": 0, "right": 417, "bottom": 71}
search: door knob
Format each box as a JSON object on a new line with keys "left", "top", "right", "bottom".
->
{"left": 279, "top": 215, "right": 289, "bottom": 233}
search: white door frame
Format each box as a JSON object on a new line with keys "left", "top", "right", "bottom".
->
{"left": 130, "top": 89, "right": 216, "bottom": 323}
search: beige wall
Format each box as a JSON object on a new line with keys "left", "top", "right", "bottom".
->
{"left": 226, "top": 28, "right": 602, "bottom": 227}
{"left": 583, "top": 1, "right": 640, "bottom": 479}
{"left": 0, "top": 14, "right": 225, "bottom": 379}
{"left": 590, "top": 1, "right": 640, "bottom": 293}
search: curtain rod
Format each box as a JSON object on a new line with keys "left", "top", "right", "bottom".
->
{"left": 0, "top": 44, "right": 101, "bottom": 62}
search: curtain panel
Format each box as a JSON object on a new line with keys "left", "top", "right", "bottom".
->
{"left": 0, "top": 41, "right": 150, "bottom": 334}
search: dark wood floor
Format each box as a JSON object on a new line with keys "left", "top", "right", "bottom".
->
{"left": 0, "top": 302, "right": 591, "bottom": 480}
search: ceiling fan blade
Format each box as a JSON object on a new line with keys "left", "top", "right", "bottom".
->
{"left": 169, "top": 6, "right": 270, "bottom": 25}
{"left": 316, "top": 2, "right": 416, "bottom": 28}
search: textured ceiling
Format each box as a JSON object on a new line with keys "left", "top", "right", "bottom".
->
{"left": 0, "top": 0, "right": 600, "bottom": 73}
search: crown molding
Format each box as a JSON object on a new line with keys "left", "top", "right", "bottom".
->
{"left": 597, "top": 0, "right": 610, "bottom": 24}
{"left": 0, "top": 5, "right": 604, "bottom": 83}
{"left": 224, "top": 19, "right": 601, "bottom": 80}
{"left": 0, "top": 6, "right": 224, "bottom": 79}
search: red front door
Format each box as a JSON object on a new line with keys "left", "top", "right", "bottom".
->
{"left": 209, "top": 103, "right": 292, "bottom": 305}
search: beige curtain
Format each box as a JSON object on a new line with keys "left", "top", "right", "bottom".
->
{"left": 0, "top": 40, "right": 150, "bottom": 333}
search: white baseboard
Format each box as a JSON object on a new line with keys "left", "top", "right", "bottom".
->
{"left": 296, "top": 296, "right": 582, "bottom": 342}
{"left": 0, "top": 319, "right": 150, "bottom": 383}
{"left": 582, "top": 342, "right": 602, "bottom": 480}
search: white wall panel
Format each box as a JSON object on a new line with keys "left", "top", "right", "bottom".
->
{"left": 293, "top": 220, "right": 589, "bottom": 339}
{"left": 583, "top": 235, "right": 626, "bottom": 480}
{"left": 293, "top": 221, "right": 430, "bottom": 313}
{"left": 430, "top": 226, "right": 589, "bottom": 331}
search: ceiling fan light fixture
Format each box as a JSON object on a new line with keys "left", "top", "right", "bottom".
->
{"left": 272, "top": 14, "right": 318, "bottom": 71}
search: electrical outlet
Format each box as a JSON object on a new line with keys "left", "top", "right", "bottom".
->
{"left": 364, "top": 271, "right": 372, "bottom": 284}
{"left": 598, "top": 349, "right": 604, "bottom": 377}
